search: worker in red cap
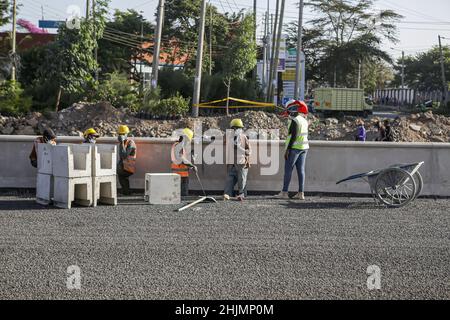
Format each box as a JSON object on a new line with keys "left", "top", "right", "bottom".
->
{"left": 277, "top": 100, "right": 309, "bottom": 200}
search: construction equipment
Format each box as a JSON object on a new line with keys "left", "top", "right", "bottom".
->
{"left": 177, "top": 170, "right": 217, "bottom": 212}
{"left": 336, "top": 162, "right": 424, "bottom": 208}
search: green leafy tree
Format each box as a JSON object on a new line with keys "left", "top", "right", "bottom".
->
{"left": 392, "top": 46, "right": 450, "bottom": 91}
{"left": 289, "top": 0, "right": 402, "bottom": 87}
{"left": 0, "top": 0, "right": 9, "bottom": 27}
{"left": 222, "top": 13, "right": 257, "bottom": 115}
{"left": 98, "top": 9, "right": 154, "bottom": 79}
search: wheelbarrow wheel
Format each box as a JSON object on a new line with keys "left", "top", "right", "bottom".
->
{"left": 412, "top": 171, "right": 423, "bottom": 199}
{"left": 374, "top": 168, "right": 417, "bottom": 208}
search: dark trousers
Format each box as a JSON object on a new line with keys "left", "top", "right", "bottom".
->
{"left": 181, "top": 177, "right": 189, "bottom": 196}
{"left": 117, "top": 165, "right": 133, "bottom": 195}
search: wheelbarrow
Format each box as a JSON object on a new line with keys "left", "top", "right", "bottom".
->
{"left": 336, "top": 162, "right": 424, "bottom": 208}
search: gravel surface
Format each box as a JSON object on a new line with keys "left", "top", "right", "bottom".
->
{"left": 0, "top": 195, "right": 449, "bottom": 300}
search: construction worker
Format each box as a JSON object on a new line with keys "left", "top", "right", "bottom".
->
{"left": 171, "top": 128, "right": 197, "bottom": 196}
{"left": 277, "top": 100, "right": 309, "bottom": 200}
{"left": 224, "top": 119, "right": 251, "bottom": 201}
{"left": 29, "top": 128, "right": 57, "bottom": 168}
{"left": 117, "top": 125, "right": 137, "bottom": 195}
{"left": 355, "top": 119, "right": 366, "bottom": 142}
{"left": 83, "top": 128, "right": 100, "bottom": 144}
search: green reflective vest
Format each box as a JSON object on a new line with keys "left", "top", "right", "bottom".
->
{"left": 285, "top": 115, "right": 309, "bottom": 150}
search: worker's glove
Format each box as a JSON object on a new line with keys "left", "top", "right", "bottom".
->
{"left": 191, "top": 165, "right": 198, "bottom": 173}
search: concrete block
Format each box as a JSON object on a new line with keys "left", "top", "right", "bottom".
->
{"left": 36, "top": 173, "right": 53, "bottom": 205}
{"left": 53, "top": 176, "right": 93, "bottom": 209}
{"left": 92, "top": 144, "right": 117, "bottom": 177}
{"left": 93, "top": 175, "right": 117, "bottom": 207}
{"left": 52, "top": 144, "right": 92, "bottom": 178}
{"left": 145, "top": 173, "right": 181, "bottom": 205}
{"left": 37, "top": 143, "right": 53, "bottom": 175}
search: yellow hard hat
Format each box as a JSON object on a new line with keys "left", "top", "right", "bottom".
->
{"left": 230, "top": 118, "right": 244, "bottom": 128}
{"left": 118, "top": 125, "right": 130, "bottom": 135}
{"left": 182, "top": 128, "right": 194, "bottom": 141}
{"left": 84, "top": 128, "right": 99, "bottom": 138}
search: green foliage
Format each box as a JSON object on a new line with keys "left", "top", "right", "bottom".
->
{"left": 287, "top": 0, "right": 402, "bottom": 87}
{"left": 392, "top": 46, "right": 450, "bottom": 91}
{"left": 91, "top": 72, "right": 140, "bottom": 110}
{"left": 0, "top": 81, "right": 32, "bottom": 115}
{"left": 0, "top": 0, "right": 9, "bottom": 27}
{"left": 158, "top": 69, "right": 192, "bottom": 99}
{"left": 141, "top": 87, "right": 190, "bottom": 116}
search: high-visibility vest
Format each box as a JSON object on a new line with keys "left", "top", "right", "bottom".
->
{"left": 285, "top": 115, "right": 309, "bottom": 151}
{"left": 122, "top": 139, "right": 137, "bottom": 174}
{"left": 171, "top": 142, "right": 189, "bottom": 178}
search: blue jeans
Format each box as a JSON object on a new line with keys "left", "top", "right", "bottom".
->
{"left": 224, "top": 164, "right": 248, "bottom": 197}
{"left": 282, "top": 149, "right": 308, "bottom": 192}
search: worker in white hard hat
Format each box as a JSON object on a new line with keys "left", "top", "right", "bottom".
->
{"left": 171, "top": 128, "right": 197, "bottom": 196}
{"left": 117, "top": 125, "right": 137, "bottom": 195}
{"left": 224, "top": 118, "right": 251, "bottom": 201}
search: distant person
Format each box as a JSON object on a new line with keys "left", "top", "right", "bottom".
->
{"left": 277, "top": 100, "right": 309, "bottom": 200}
{"left": 171, "top": 128, "right": 197, "bottom": 197}
{"left": 29, "top": 128, "right": 57, "bottom": 168}
{"left": 383, "top": 119, "right": 394, "bottom": 142}
{"left": 355, "top": 119, "right": 366, "bottom": 142}
{"left": 374, "top": 121, "right": 385, "bottom": 142}
{"left": 117, "top": 125, "right": 137, "bottom": 195}
{"left": 83, "top": 128, "right": 100, "bottom": 144}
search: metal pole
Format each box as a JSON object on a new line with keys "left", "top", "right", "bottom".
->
{"left": 192, "top": 0, "right": 207, "bottom": 117}
{"left": 267, "top": 0, "right": 279, "bottom": 102}
{"left": 140, "top": 12, "right": 144, "bottom": 93}
{"left": 209, "top": 1, "right": 212, "bottom": 76}
{"left": 262, "top": 11, "right": 268, "bottom": 91}
{"left": 269, "top": 0, "right": 285, "bottom": 104}
{"left": 86, "top": 0, "right": 90, "bottom": 19}
{"left": 401, "top": 50, "right": 405, "bottom": 89}
{"left": 93, "top": 0, "right": 98, "bottom": 81}
{"left": 438, "top": 35, "right": 448, "bottom": 104}
{"left": 252, "top": 0, "right": 257, "bottom": 82}
{"left": 152, "top": 0, "right": 165, "bottom": 89}
{"left": 11, "top": 0, "right": 17, "bottom": 81}
{"left": 357, "top": 60, "right": 361, "bottom": 89}
{"left": 294, "top": 0, "right": 304, "bottom": 100}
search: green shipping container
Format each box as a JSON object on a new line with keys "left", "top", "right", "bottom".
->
{"left": 313, "top": 88, "right": 372, "bottom": 114}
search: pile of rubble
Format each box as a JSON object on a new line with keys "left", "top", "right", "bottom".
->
{"left": 0, "top": 102, "right": 449, "bottom": 142}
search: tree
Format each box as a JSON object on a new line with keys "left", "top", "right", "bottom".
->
{"left": 289, "top": 0, "right": 402, "bottom": 87}
{"left": 0, "top": 0, "right": 9, "bottom": 27}
{"left": 98, "top": 9, "right": 154, "bottom": 79}
{"left": 222, "top": 13, "right": 257, "bottom": 115}
{"left": 392, "top": 46, "right": 450, "bottom": 91}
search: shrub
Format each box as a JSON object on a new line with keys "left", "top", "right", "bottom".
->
{"left": 0, "top": 81, "right": 32, "bottom": 115}
{"left": 91, "top": 72, "right": 140, "bottom": 111}
{"left": 158, "top": 93, "right": 190, "bottom": 116}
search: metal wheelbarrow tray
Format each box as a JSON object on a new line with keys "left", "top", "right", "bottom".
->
{"left": 336, "top": 162, "right": 425, "bottom": 208}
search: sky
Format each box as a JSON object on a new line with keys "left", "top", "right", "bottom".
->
{"left": 9, "top": 0, "right": 450, "bottom": 60}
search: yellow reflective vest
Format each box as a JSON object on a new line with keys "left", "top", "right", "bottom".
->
{"left": 285, "top": 115, "right": 309, "bottom": 151}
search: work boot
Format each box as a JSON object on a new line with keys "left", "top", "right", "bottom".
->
{"left": 223, "top": 194, "right": 231, "bottom": 201}
{"left": 292, "top": 192, "right": 305, "bottom": 200}
{"left": 236, "top": 194, "right": 245, "bottom": 202}
{"left": 276, "top": 191, "right": 289, "bottom": 199}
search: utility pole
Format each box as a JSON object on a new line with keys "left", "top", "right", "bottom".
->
{"left": 253, "top": 0, "right": 257, "bottom": 82}
{"left": 11, "top": 0, "right": 17, "bottom": 81}
{"left": 401, "top": 50, "right": 405, "bottom": 89}
{"left": 209, "top": 1, "right": 212, "bottom": 76}
{"left": 438, "top": 35, "right": 448, "bottom": 105}
{"left": 92, "top": 0, "right": 98, "bottom": 82}
{"left": 140, "top": 11, "right": 144, "bottom": 93}
{"left": 192, "top": 0, "right": 207, "bottom": 118}
{"left": 357, "top": 59, "right": 361, "bottom": 89}
{"left": 268, "top": 0, "right": 285, "bottom": 104}
{"left": 152, "top": 0, "right": 165, "bottom": 89}
{"left": 262, "top": 11, "right": 268, "bottom": 91}
{"left": 294, "top": 0, "right": 304, "bottom": 100}
{"left": 86, "top": 0, "right": 90, "bottom": 19}
{"left": 267, "top": 0, "right": 279, "bottom": 102}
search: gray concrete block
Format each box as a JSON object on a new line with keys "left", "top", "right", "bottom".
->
{"left": 93, "top": 144, "right": 117, "bottom": 177}
{"left": 93, "top": 175, "right": 117, "bottom": 207}
{"left": 145, "top": 173, "right": 181, "bottom": 205}
{"left": 36, "top": 173, "right": 53, "bottom": 205}
{"left": 53, "top": 176, "right": 93, "bottom": 209}
{"left": 52, "top": 144, "right": 92, "bottom": 178}
{"left": 37, "top": 144, "right": 53, "bottom": 175}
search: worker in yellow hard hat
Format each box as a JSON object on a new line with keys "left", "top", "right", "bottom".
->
{"left": 117, "top": 125, "right": 137, "bottom": 195}
{"left": 171, "top": 128, "right": 197, "bottom": 196}
{"left": 224, "top": 119, "right": 251, "bottom": 201}
{"left": 83, "top": 128, "right": 100, "bottom": 144}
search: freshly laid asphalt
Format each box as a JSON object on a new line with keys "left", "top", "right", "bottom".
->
{"left": 0, "top": 194, "right": 448, "bottom": 300}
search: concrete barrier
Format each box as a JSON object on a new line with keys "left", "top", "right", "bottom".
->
{"left": 1, "top": 135, "right": 449, "bottom": 196}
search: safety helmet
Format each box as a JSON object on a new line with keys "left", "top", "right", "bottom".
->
{"left": 285, "top": 99, "right": 308, "bottom": 115}
{"left": 182, "top": 128, "right": 194, "bottom": 141}
{"left": 84, "top": 128, "right": 99, "bottom": 138}
{"left": 118, "top": 125, "right": 130, "bottom": 135}
{"left": 230, "top": 118, "right": 244, "bottom": 128}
